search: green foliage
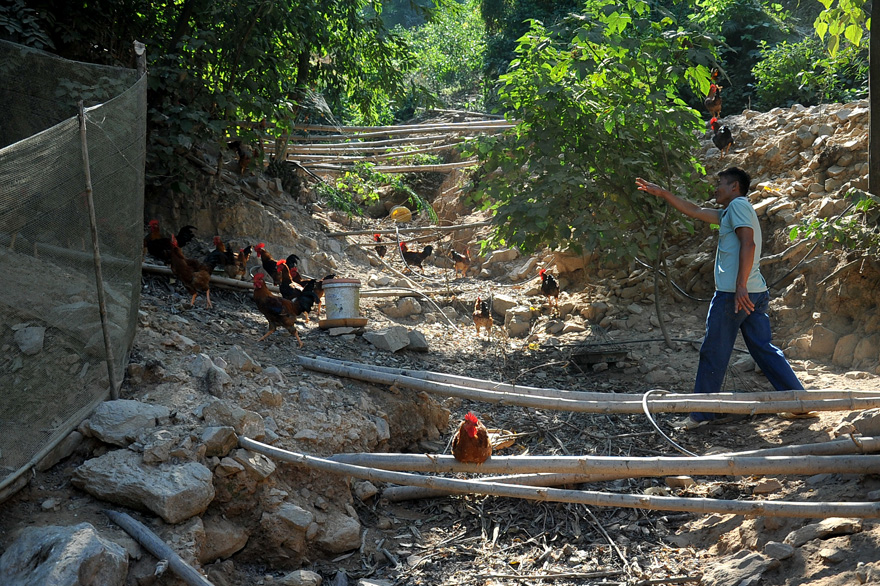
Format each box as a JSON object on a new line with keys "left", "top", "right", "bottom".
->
{"left": 814, "top": 0, "right": 868, "bottom": 56}
{"left": 462, "top": 0, "right": 715, "bottom": 261}
{"left": 27, "top": 0, "right": 416, "bottom": 195}
{"left": 316, "top": 162, "right": 438, "bottom": 221}
{"left": 477, "top": 0, "right": 582, "bottom": 110}
{"left": 0, "top": 0, "right": 54, "bottom": 50}
{"left": 397, "top": 0, "right": 487, "bottom": 111}
{"left": 790, "top": 191, "right": 880, "bottom": 256}
{"left": 687, "top": 0, "right": 792, "bottom": 113}
{"left": 752, "top": 36, "right": 867, "bottom": 108}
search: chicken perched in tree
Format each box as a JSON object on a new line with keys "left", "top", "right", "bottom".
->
{"left": 252, "top": 272, "right": 317, "bottom": 347}
{"left": 539, "top": 268, "right": 560, "bottom": 316}
{"left": 704, "top": 83, "right": 722, "bottom": 119}
{"left": 451, "top": 412, "right": 491, "bottom": 464}
{"left": 373, "top": 234, "right": 386, "bottom": 258}
{"left": 472, "top": 297, "right": 492, "bottom": 337}
{"left": 451, "top": 249, "right": 471, "bottom": 278}
{"left": 401, "top": 244, "right": 433, "bottom": 272}
{"left": 169, "top": 235, "right": 212, "bottom": 308}
{"left": 254, "top": 243, "right": 280, "bottom": 284}
{"left": 144, "top": 220, "right": 196, "bottom": 264}
{"left": 203, "top": 237, "right": 252, "bottom": 280}
{"left": 709, "top": 117, "right": 734, "bottom": 158}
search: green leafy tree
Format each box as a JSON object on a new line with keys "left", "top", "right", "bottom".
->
{"left": 17, "top": 0, "right": 416, "bottom": 195}
{"left": 687, "top": 0, "right": 791, "bottom": 113}
{"left": 464, "top": 0, "right": 717, "bottom": 261}
{"left": 478, "top": 0, "right": 581, "bottom": 110}
{"left": 752, "top": 36, "right": 867, "bottom": 108}
{"left": 811, "top": 0, "right": 878, "bottom": 206}
{"left": 398, "top": 0, "right": 487, "bottom": 111}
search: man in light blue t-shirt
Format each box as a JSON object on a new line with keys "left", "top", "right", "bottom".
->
{"left": 636, "top": 168, "right": 804, "bottom": 428}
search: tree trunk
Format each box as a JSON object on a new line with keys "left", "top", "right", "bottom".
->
{"left": 871, "top": 0, "right": 880, "bottom": 195}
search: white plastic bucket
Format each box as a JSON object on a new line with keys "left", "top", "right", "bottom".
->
{"left": 322, "top": 279, "right": 361, "bottom": 320}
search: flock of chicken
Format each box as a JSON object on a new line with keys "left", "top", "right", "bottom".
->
{"left": 144, "top": 221, "right": 562, "bottom": 349}
{"left": 705, "top": 70, "right": 734, "bottom": 158}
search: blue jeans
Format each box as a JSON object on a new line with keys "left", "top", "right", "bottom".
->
{"left": 691, "top": 291, "right": 803, "bottom": 422}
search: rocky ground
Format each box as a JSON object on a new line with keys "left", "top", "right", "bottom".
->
{"left": 2, "top": 101, "right": 880, "bottom": 586}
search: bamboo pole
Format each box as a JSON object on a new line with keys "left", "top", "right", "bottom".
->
{"left": 307, "top": 160, "right": 477, "bottom": 173}
{"left": 326, "top": 452, "right": 880, "bottom": 477}
{"left": 310, "top": 355, "right": 880, "bottom": 404}
{"left": 297, "top": 355, "right": 880, "bottom": 415}
{"left": 79, "top": 102, "right": 119, "bottom": 400}
{"left": 142, "top": 263, "right": 270, "bottom": 293}
{"left": 326, "top": 220, "right": 492, "bottom": 238}
{"left": 383, "top": 473, "right": 621, "bottom": 502}
{"left": 239, "top": 437, "right": 880, "bottom": 518}
{"left": 292, "top": 120, "right": 514, "bottom": 133}
{"left": 103, "top": 510, "right": 214, "bottom": 586}
{"left": 286, "top": 137, "right": 464, "bottom": 154}
{"left": 382, "top": 436, "right": 880, "bottom": 501}
{"left": 289, "top": 141, "right": 465, "bottom": 165}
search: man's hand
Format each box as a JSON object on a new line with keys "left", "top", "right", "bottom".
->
{"left": 735, "top": 285, "right": 754, "bottom": 315}
{"left": 635, "top": 177, "right": 667, "bottom": 198}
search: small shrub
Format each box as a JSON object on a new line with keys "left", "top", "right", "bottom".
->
{"left": 753, "top": 36, "right": 867, "bottom": 108}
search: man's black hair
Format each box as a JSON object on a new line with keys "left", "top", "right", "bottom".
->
{"left": 718, "top": 167, "right": 750, "bottom": 196}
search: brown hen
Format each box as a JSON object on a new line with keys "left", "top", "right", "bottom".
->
{"left": 451, "top": 412, "right": 491, "bottom": 464}
{"left": 169, "top": 235, "right": 212, "bottom": 308}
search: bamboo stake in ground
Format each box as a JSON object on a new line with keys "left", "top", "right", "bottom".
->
{"left": 240, "top": 437, "right": 880, "bottom": 518}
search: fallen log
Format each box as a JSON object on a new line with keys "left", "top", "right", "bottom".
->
{"left": 326, "top": 220, "right": 492, "bottom": 238}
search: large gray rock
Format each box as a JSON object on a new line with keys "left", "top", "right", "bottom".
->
{"left": 0, "top": 523, "right": 127, "bottom": 586}
{"left": 13, "top": 326, "right": 45, "bottom": 355}
{"left": 699, "top": 550, "right": 779, "bottom": 586}
{"left": 783, "top": 517, "right": 863, "bottom": 547}
{"left": 201, "top": 400, "right": 266, "bottom": 440}
{"left": 316, "top": 511, "right": 362, "bottom": 553}
{"left": 363, "top": 326, "right": 410, "bottom": 352}
{"left": 200, "top": 514, "right": 249, "bottom": 563}
{"left": 81, "top": 400, "right": 172, "bottom": 447}
{"left": 72, "top": 449, "right": 214, "bottom": 524}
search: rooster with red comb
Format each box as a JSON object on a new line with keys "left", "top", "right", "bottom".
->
{"left": 451, "top": 412, "right": 491, "bottom": 464}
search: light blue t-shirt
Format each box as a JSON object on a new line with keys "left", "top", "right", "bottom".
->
{"left": 715, "top": 196, "right": 767, "bottom": 293}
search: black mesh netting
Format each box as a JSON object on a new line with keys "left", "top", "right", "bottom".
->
{"left": 0, "top": 39, "right": 146, "bottom": 491}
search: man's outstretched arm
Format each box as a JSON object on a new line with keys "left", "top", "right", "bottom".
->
{"left": 636, "top": 178, "right": 721, "bottom": 224}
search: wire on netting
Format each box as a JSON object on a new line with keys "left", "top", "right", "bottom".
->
{"left": 641, "top": 389, "right": 698, "bottom": 457}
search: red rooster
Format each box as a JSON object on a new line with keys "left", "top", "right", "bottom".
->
{"left": 704, "top": 84, "right": 722, "bottom": 119}
{"left": 254, "top": 243, "right": 280, "bottom": 284}
{"left": 204, "top": 237, "right": 252, "bottom": 280}
{"left": 285, "top": 254, "right": 335, "bottom": 317}
{"left": 472, "top": 297, "right": 492, "bottom": 337}
{"left": 401, "top": 244, "right": 433, "bottom": 272}
{"left": 710, "top": 117, "right": 734, "bottom": 158}
{"left": 539, "top": 268, "right": 560, "bottom": 316}
{"left": 373, "top": 234, "right": 387, "bottom": 258}
{"left": 252, "top": 272, "right": 317, "bottom": 347}
{"left": 169, "top": 235, "right": 212, "bottom": 308}
{"left": 451, "top": 249, "right": 471, "bottom": 278}
{"left": 144, "top": 220, "right": 196, "bottom": 264}
{"left": 451, "top": 412, "right": 491, "bottom": 464}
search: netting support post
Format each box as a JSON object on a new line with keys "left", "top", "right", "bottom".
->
{"left": 134, "top": 40, "right": 146, "bottom": 78}
{"left": 78, "top": 101, "right": 120, "bottom": 400}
